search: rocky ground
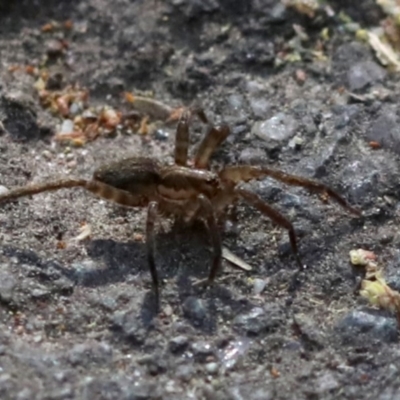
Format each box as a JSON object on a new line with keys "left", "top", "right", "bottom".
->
{"left": 1, "top": 0, "right": 400, "bottom": 399}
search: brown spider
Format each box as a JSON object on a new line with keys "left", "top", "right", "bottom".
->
{"left": 0, "top": 108, "right": 361, "bottom": 305}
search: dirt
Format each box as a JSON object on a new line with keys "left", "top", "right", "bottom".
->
{"left": 1, "top": 1, "right": 400, "bottom": 399}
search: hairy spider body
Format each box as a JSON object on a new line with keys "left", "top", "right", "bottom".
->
{"left": 0, "top": 108, "right": 361, "bottom": 306}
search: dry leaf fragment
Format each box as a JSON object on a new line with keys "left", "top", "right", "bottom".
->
{"left": 222, "top": 247, "right": 252, "bottom": 271}
{"left": 368, "top": 31, "right": 400, "bottom": 71}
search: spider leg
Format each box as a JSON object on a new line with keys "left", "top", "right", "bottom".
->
{"left": 0, "top": 179, "right": 149, "bottom": 208}
{"left": 146, "top": 201, "right": 160, "bottom": 307}
{"left": 220, "top": 165, "right": 361, "bottom": 216}
{"left": 236, "top": 188, "right": 303, "bottom": 269}
{"left": 174, "top": 109, "right": 191, "bottom": 166}
{"left": 0, "top": 179, "right": 88, "bottom": 202}
{"left": 192, "top": 194, "right": 222, "bottom": 287}
{"left": 174, "top": 107, "right": 209, "bottom": 166}
{"left": 194, "top": 124, "right": 231, "bottom": 169}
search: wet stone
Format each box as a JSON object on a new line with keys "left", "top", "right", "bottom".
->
{"left": 335, "top": 310, "right": 398, "bottom": 344}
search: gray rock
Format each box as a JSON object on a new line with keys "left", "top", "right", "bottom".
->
{"left": 347, "top": 60, "right": 386, "bottom": 91}
{"left": 182, "top": 296, "right": 207, "bottom": 324}
{"left": 333, "top": 104, "right": 360, "bottom": 129}
{"left": 68, "top": 341, "right": 112, "bottom": 367}
{"left": 30, "top": 287, "right": 50, "bottom": 300}
{"left": 314, "top": 372, "right": 340, "bottom": 394}
{"left": 227, "top": 94, "right": 245, "bottom": 111}
{"left": 229, "top": 384, "right": 274, "bottom": 400}
{"left": 169, "top": 335, "right": 189, "bottom": 354}
{"left": 341, "top": 159, "right": 379, "bottom": 206}
{"left": 293, "top": 314, "right": 325, "bottom": 350}
{"left": 251, "top": 112, "right": 298, "bottom": 142}
{"left": 205, "top": 362, "right": 219, "bottom": 374}
{"left": 367, "top": 107, "right": 400, "bottom": 154}
{"left": 139, "top": 354, "right": 168, "bottom": 376}
{"left": 0, "top": 271, "right": 17, "bottom": 302}
{"left": 0, "top": 90, "right": 42, "bottom": 140}
{"left": 190, "top": 340, "right": 214, "bottom": 361}
{"left": 253, "top": 278, "right": 268, "bottom": 295}
{"left": 249, "top": 96, "right": 271, "bottom": 118}
{"left": 112, "top": 310, "right": 148, "bottom": 345}
{"left": 238, "top": 147, "right": 266, "bottom": 164}
{"left": 175, "top": 364, "right": 195, "bottom": 382}
{"left": 233, "top": 305, "right": 283, "bottom": 336}
{"left": 335, "top": 310, "right": 398, "bottom": 344}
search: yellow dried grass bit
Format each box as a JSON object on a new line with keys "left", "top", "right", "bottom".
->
{"left": 360, "top": 278, "right": 390, "bottom": 307}
{"left": 349, "top": 248, "right": 377, "bottom": 266}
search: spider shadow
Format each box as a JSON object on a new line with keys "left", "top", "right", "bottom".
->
{"left": 137, "top": 221, "right": 249, "bottom": 332}
{"left": 1, "top": 228, "right": 244, "bottom": 335}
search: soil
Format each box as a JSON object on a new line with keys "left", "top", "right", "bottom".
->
{"left": 1, "top": 1, "right": 400, "bottom": 399}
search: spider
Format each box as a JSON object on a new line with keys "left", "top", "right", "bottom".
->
{"left": 0, "top": 108, "right": 361, "bottom": 305}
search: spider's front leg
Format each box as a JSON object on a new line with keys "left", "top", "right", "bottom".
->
{"left": 192, "top": 194, "right": 223, "bottom": 287}
{"left": 146, "top": 201, "right": 160, "bottom": 308}
{"left": 174, "top": 107, "right": 209, "bottom": 167}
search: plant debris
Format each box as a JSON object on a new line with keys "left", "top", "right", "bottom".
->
{"left": 350, "top": 248, "right": 400, "bottom": 327}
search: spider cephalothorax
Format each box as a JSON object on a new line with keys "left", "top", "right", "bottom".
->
{"left": 0, "top": 108, "right": 361, "bottom": 306}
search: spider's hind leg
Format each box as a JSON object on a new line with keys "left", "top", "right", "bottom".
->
{"left": 220, "top": 165, "right": 361, "bottom": 216}
{"left": 236, "top": 188, "right": 304, "bottom": 270}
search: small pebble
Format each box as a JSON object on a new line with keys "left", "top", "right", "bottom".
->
{"left": 59, "top": 119, "right": 74, "bottom": 135}
{"left": 205, "top": 362, "right": 219, "bottom": 374}
{"left": 251, "top": 112, "right": 298, "bottom": 142}
{"left": 0, "top": 185, "right": 9, "bottom": 195}
{"left": 253, "top": 278, "right": 268, "bottom": 295}
{"left": 169, "top": 336, "right": 189, "bottom": 354}
{"left": 154, "top": 129, "right": 169, "bottom": 141}
{"left": 182, "top": 296, "right": 207, "bottom": 323}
